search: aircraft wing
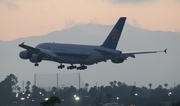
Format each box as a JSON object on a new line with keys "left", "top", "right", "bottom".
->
{"left": 19, "top": 42, "right": 40, "bottom": 53}
{"left": 120, "top": 49, "right": 167, "bottom": 59}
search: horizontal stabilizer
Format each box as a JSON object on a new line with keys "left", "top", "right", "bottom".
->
{"left": 164, "top": 48, "right": 167, "bottom": 54}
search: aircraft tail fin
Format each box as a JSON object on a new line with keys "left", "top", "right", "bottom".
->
{"left": 101, "top": 17, "right": 126, "bottom": 49}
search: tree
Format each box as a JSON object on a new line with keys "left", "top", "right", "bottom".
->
{"left": 114, "top": 80, "right": 117, "bottom": 86}
{"left": 171, "top": 100, "right": 180, "bottom": 106}
{"left": 85, "top": 83, "right": 89, "bottom": 91}
{"left": 164, "top": 83, "right": 168, "bottom": 89}
{"left": 117, "top": 81, "right": 122, "bottom": 87}
{"left": 26, "top": 81, "right": 31, "bottom": 86}
{"left": 17, "top": 86, "right": 21, "bottom": 92}
{"left": 0, "top": 74, "right": 18, "bottom": 105}
{"left": 25, "top": 81, "right": 31, "bottom": 94}
{"left": 152, "top": 85, "right": 165, "bottom": 97}
{"left": 51, "top": 87, "right": 57, "bottom": 92}
{"left": 113, "top": 80, "right": 117, "bottom": 88}
{"left": 109, "top": 81, "right": 113, "bottom": 88}
{"left": 25, "top": 86, "right": 30, "bottom": 92}
{"left": 130, "top": 86, "right": 136, "bottom": 97}
{"left": 106, "top": 93, "right": 112, "bottom": 103}
{"left": 149, "top": 83, "right": 152, "bottom": 89}
{"left": 31, "top": 85, "right": 45, "bottom": 102}
{"left": 157, "top": 85, "right": 163, "bottom": 89}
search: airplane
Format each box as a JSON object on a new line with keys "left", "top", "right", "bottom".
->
{"left": 19, "top": 17, "right": 167, "bottom": 70}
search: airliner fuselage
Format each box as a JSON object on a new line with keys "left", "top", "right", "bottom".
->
{"left": 36, "top": 43, "right": 121, "bottom": 65}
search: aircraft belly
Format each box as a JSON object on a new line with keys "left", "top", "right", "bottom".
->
{"left": 57, "top": 55, "right": 86, "bottom": 64}
{"left": 85, "top": 55, "right": 104, "bottom": 65}
{"left": 42, "top": 57, "right": 60, "bottom": 63}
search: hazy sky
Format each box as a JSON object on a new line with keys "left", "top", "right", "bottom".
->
{"left": 0, "top": 0, "right": 180, "bottom": 41}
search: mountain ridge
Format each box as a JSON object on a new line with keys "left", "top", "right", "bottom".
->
{"left": 1, "top": 23, "right": 179, "bottom": 43}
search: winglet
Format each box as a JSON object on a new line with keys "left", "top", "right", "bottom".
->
{"left": 164, "top": 48, "right": 167, "bottom": 54}
{"left": 19, "top": 42, "right": 25, "bottom": 47}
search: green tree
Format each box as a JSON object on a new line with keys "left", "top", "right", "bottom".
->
{"left": 109, "top": 81, "right": 113, "bottom": 88}
{"left": 52, "top": 87, "right": 57, "bottom": 92}
{"left": 149, "top": 83, "right": 152, "bottom": 89}
{"left": 106, "top": 93, "right": 112, "bottom": 103}
{"left": 85, "top": 83, "right": 89, "bottom": 91}
{"left": 17, "top": 86, "right": 21, "bottom": 92}
{"left": 26, "top": 81, "right": 31, "bottom": 86}
{"left": 171, "top": 101, "right": 180, "bottom": 106}
{"left": 31, "top": 85, "right": 45, "bottom": 102}
{"left": 130, "top": 86, "right": 136, "bottom": 97}
{"left": 114, "top": 80, "right": 117, "bottom": 86}
{"left": 0, "top": 74, "right": 18, "bottom": 105}
{"left": 164, "top": 83, "right": 168, "bottom": 89}
{"left": 117, "top": 81, "right": 122, "bottom": 87}
{"left": 25, "top": 81, "right": 31, "bottom": 95}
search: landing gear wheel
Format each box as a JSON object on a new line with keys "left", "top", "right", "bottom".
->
{"left": 34, "top": 63, "right": 39, "bottom": 66}
{"left": 67, "top": 65, "right": 77, "bottom": 70}
{"left": 76, "top": 65, "right": 87, "bottom": 70}
{"left": 58, "top": 64, "right": 65, "bottom": 69}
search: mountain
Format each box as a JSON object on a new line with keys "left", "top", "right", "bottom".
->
{"left": 0, "top": 23, "right": 180, "bottom": 89}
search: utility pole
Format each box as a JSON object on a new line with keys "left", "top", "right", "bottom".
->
{"left": 34, "top": 74, "right": 36, "bottom": 86}
{"left": 57, "top": 73, "right": 58, "bottom": 92}
{"left": 22, "top": 80, "right": 24, "bottom": 92}
{"left": 79, "top": 73, "right": 80, "bottom": 89}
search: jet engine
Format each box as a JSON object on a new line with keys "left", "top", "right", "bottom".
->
{"left": 19, "top": 50, "right": 32, "bottom": 59}
{"left": 111, "top": 57, "right": 125, "bottom": 63}
{"left": 29, "top": 54, "right": 42, "bottom": 63}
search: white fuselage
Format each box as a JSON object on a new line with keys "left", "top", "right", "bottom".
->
{"left": 36, "top": 43, "right": 120, "bottom": 65}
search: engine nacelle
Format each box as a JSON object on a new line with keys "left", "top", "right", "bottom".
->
{"left": 19, "top": 50, "right": 32, "bottom": 59}
{"left": 111, "top": 57, "right": 125, "bottom": 63}
{"left": 29, "top": 54, "right": 42, "bottom": 63}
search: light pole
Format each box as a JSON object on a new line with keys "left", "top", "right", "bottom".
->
{"left": 135, "top": 93, "right": 138, "bottom": 105}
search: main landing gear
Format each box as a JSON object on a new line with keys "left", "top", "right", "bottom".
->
{"left": 67, "top": 64, "right": 87, "bottom": 70}
{"left": 57, "top": 64, "right": 87, "bottom": 70}
{"left": 58, "top": 64, "right": 65, "bottom": 69}
{"left": 76, "top": 65, "right": 87, "bottom": 70}
{"left": 67, "top": 65, "right": 76, "bottom": 70}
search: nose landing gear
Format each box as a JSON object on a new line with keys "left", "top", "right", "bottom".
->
{"left": 34, "top": 63, "right": 39, "bottom": 66}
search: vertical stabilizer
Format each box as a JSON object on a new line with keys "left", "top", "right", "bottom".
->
{"left": 101, "top": 17, "right": 126, "bottom": 49}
